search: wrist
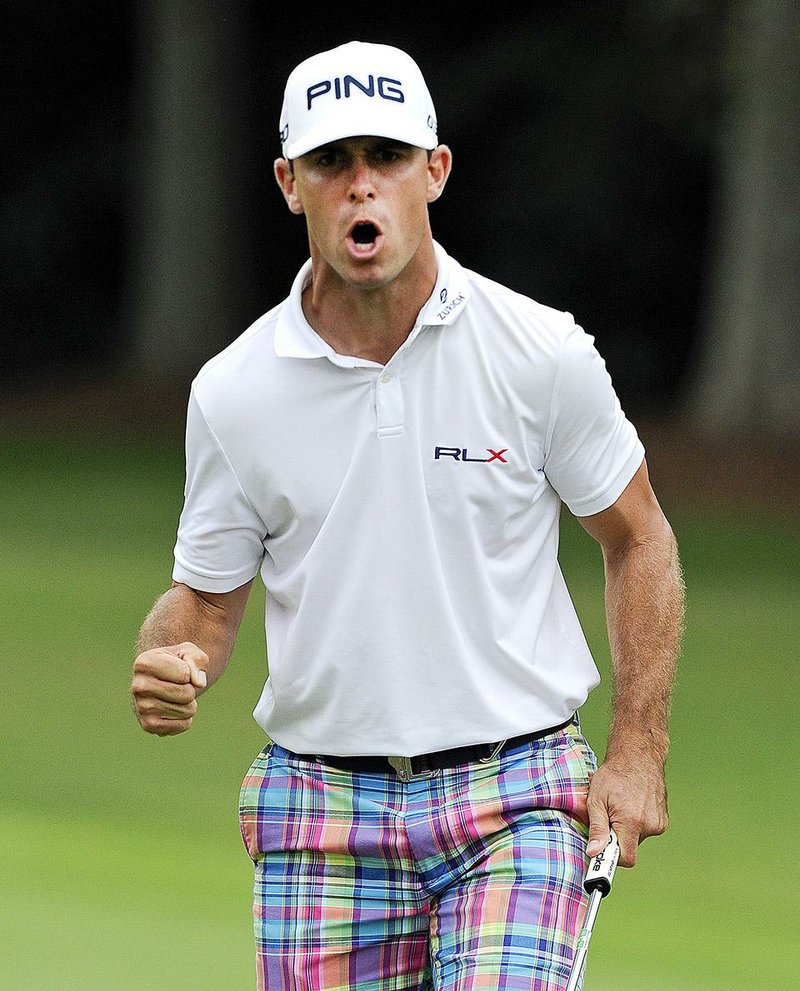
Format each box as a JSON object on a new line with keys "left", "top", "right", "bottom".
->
{"left": 605, "top": 721, "right": 670, "bottom": 767}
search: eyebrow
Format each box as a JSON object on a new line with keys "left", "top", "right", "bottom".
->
{"left": 290, "top": 139, "right": 428, "bottom": 171}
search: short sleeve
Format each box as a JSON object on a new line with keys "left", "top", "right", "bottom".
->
{"left": 543, "top": 322, "right": 644, "bottom": 517}
{"left": 172, "top": 389, "right": 266, "bottom": 592}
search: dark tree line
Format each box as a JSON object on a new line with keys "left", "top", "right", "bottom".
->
{"left": 3, "top": 2, "right": 798, "bottom": 437}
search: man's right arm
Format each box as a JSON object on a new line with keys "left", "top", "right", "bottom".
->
{"left": 131, "top": 579, "right": 254, "bottom": 736}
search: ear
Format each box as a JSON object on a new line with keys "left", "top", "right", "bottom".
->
{"left": 426, "top": 145, "right": 453, "bottom": 203}
{"left": 274, "top": 158, "right": 304, "bottom": 215}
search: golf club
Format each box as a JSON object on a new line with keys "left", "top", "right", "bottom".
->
{"left": 565, "top": 829, "right": 620, "bottom": 991}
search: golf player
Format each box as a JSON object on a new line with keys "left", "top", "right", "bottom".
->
{"left": 131, "top": 41, "right": 684, "bottom": 990}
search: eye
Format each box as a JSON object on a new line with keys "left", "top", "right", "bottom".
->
{"left": 314, "top": 150, "right": 339, "bottom": 167}
{"left": 374, "top": 145, "right": 404, "bottom": 163}
{"left": 309, "top": 146, "right": 345, "bottom": 168}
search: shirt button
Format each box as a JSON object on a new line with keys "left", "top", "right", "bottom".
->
{"left": 380, "top": 372, "right": 393, "bottom": 384}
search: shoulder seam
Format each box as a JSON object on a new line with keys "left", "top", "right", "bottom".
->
{"left": 194, "top": 303, "right": 282, "bottom": 383}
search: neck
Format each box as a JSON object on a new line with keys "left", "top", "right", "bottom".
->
{"left": 301, "top": 239, "right": 438, "bottom": 365}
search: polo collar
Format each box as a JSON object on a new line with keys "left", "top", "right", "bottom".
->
{"left": 274, "top": 241, "right": 471, "bottom": 361}
{"left": 418, "top": 241, "right": 471, "bottom": 328}
{"left": 274, "top": 258, "right": 331, "bottom": 360}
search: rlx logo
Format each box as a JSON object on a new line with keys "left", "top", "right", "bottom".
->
{"left": 434, "top": 447, "right": 509, "bottom": 464}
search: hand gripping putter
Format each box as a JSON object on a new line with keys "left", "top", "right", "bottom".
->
{"left": 564, "top": 830, "right": 621, "bottom": 991}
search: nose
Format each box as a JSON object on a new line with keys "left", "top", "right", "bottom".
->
{"left": 347, "top": 159, "right": 376, "bottom": 202}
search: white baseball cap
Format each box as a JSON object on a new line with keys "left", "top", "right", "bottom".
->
{"left": 279, "top": 41, "right": 438, "bottom": 160}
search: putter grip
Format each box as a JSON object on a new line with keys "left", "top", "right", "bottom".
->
{"left": 584, "top": 829, "right": 620, "bottom": 897}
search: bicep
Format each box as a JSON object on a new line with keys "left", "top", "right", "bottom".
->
{"left": 171, "top": 578, "right": 255, "bottom": 638}
{"left": 576, "top": 459, "right": 671, "bottom": 561}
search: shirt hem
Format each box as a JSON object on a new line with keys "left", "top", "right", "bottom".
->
{"left": 171, "top": 562, "right": 258, "bottom": 594}
{"left": 565, "top": 443, "right": 645, "bottom": 518}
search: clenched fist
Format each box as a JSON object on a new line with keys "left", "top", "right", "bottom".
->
{"left": 131, "top": 642, "right": 209, "bottom": 736}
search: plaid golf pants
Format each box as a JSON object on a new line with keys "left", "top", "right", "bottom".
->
{"left": 239, "top": 720, "right": 595, "bottom": 991}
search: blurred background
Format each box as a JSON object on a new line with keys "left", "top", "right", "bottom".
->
{"left": 2, "top": 1, "right": 798, "bottom": 989}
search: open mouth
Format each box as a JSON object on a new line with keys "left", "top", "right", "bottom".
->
{"left": 349, "top": 221, "right": 381, "bottom": 247}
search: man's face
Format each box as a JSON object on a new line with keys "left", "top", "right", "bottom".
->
{"left": 275, "top": 136, "right": 450, "bottom": 291}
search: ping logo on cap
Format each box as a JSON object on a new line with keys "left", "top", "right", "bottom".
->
{"left": 306, "top": 75, "right": 405, "bottom": 111}
{"left": 280, "top": 42, "right": 438, "bottom": 159}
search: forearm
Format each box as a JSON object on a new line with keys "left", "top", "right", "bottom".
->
{"left": 577, "top": 462, "right": 684, "bottom": 862}
{"left": 603, "top": 518, "right": 684, "bottom": 765}
{"left": 137, "top": 582, "right": 238, "bottom": 686}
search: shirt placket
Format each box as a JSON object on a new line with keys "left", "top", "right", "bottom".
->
{"left": 375, "top": 362, "right": 406, "bottom": 438}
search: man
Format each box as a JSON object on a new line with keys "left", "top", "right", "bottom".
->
{"left": 131, "top": 41, "right": 684, "bottom": 991}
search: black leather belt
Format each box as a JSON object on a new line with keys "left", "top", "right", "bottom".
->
{"left": 294, "top": 716, "right": 574, "bottom": 781}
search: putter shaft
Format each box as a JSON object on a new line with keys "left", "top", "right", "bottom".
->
{"left": 564, "top": 888, "right": 602, "bottom": 991}
{"left": 564, "top": 831, "right": 620, "bottom": 991}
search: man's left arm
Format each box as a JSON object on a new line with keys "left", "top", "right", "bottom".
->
{"left": 577, "top": 458, "right": 685, "bottom": 867}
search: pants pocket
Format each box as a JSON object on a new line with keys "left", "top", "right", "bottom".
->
{"left": 239, "top": 743, "right": 274, "bottom": 860}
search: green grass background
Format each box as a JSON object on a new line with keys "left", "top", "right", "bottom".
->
{"left": 2, "top": 434, "right": 798, "bottom": 989}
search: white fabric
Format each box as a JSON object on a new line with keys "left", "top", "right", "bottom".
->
{"left": 173, "top": 243, "right": 644, "bottom": 756}
{"left": 279, "top": 41, "right": 438, "bottom": 159}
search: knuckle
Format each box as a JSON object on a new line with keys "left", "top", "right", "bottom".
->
{"left": 169, "top": 698, "right": 196, "bottom": 717}
{"left": 163, "top": 682, "right": 191, "bottom": 704}
{"left": 167, "top": 658, "right": 192, "bottom": 684}
{"left": 178, "top": 642, "right": 204, "bottom": 663}
{"left": 177, "top": 684, "right": 197, "bottom": 703}
{"left": 167, "top": 718, "right": 192, "bottom": 735}
{"left": 137, "top": 708, "right": 191, "bottom": 735}
{"left": 180, "top": 641, "right": 210, "bottom": 665}
{"left": 151, "top": 718, "right": 188, "bottom": 736}
{"left": 133, "top": 654, "right": 150, "bottom": 675}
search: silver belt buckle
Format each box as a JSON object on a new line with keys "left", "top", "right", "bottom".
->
{"left": 478, "top": 739, "right": 507, "bottom": 763}
{"left": 387, "top": 755, "right": 438, "bottom": 782}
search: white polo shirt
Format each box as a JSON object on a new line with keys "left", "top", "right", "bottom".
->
{"left": 172, "top": 242, "right": 644, "bottom": 756}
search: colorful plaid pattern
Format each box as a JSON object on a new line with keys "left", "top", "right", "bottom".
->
{"left": 239, "top": 722, "right": 595, "bottom": 990}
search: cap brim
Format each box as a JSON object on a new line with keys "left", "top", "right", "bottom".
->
{"left": 283, "top": 115, "right": 437, "bottom": 160}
